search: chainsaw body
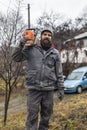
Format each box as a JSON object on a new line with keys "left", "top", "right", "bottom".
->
{"left": 23, "top": 29, "right": 34, "bottom": 40}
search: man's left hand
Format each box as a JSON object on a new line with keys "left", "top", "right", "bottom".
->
{"left": 58, "top": 89, "right": 64, "bottom": 101}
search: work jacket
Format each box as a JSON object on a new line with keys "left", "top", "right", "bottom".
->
{"left": 12, "top": 44, "right": 64, "bottom": 91}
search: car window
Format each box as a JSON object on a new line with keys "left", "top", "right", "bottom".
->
{"left": 67, "top": 72, "right": 83, "bottom": 80}
{"left": 84, "top": 72, "right": 87, "bottom": 78}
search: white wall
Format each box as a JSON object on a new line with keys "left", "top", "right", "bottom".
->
{"left": 60, "top": 47, "right": 87, "bottom": 63}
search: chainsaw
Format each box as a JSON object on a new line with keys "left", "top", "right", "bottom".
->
{"left": 21, "top": 28, "right": 37, "bottom": 45}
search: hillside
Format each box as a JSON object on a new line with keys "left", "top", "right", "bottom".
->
{"left": 0, "top": 89, "right": 87, "bottom": 130}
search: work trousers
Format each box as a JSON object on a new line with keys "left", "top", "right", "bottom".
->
{"left": 25, "top": 89, "right": 54, "bottom": 130}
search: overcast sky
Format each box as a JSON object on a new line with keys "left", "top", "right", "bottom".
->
{"left": 0, "top": 0, "right": 87, "bottom": 25}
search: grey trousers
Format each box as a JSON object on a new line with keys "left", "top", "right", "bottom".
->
{"left": 25, "top": 89, "right": 53, "bottom": 130}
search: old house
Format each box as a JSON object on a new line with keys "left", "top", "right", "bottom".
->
{"left": 61, "top": 32, "right": 87, "bottom": 63}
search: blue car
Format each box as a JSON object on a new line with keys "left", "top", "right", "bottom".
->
{"left": 64, "top": 66, "right": 87, "bottom": 93}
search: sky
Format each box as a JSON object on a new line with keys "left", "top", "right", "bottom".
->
{"left": 0, "top": 0, "right": 87, "bottom": 25}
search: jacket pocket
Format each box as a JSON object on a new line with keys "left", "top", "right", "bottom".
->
{"left": 26, "top": 70, "right": 36, "bottom": 84}
{"left": 46, "top": 56, "right": 55, "bottom": 68}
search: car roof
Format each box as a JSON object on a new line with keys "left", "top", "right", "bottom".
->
{"left": 73, "top": 66, "right": 87, "bottom": 72}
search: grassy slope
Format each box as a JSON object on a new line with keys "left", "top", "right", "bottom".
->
{"left": 0, "top": 89, "right": 87, "bottom": 130}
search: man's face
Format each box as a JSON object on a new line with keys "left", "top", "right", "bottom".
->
{"left": 41, "top": 31, "right": 52, "bottom": 44}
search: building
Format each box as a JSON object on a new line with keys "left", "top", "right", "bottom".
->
{"left": 61, "top": 32, "right": 87, "bottom": 63}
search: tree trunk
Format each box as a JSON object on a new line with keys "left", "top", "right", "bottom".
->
{"left": 4, "top": 84, "right": 11, "bottom": 125}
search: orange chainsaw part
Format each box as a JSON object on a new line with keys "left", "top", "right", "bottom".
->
{"left": 23, "top": 29, "right": 34, "bottom": 40}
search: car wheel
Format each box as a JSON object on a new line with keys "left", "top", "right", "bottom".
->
{"left": 77, "top": 86, "right": 82, "bottom": 94}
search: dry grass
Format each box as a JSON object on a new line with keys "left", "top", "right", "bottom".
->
{"left": 0, "top": 90, "right": 87, "bottom": 130}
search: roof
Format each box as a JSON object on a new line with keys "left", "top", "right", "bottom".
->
{"left": 74, "top": 32, "right": 87, "bottom": 40}
{"left": 64, "top": 32, "right": 87, "bottom": 44}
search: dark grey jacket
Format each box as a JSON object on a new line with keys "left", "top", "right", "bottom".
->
{"left": 12, "top": 44, "right": 64, "bottom": 91}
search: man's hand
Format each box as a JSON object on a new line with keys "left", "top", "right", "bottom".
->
{"left": 20, "top": 37, "right": 34, "bottom": 47}
{"left": 58, "top": 89, "right": 64, "bottom": 101}
{"left": 25, "top": 40, "right": 34, "bottom": 46}
{"left": 20, "top": 37, "right": 28, "bottom": 46}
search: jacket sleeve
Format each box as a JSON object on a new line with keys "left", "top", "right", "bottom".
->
{"left": 12, "top": 44, "right": 27, "bottom": 62}
{"left": 55, "top": 53, "right": 64, "bottom": 90}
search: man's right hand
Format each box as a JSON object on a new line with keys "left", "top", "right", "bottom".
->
{"left": 20, "top": 37, "right": 34, "bottom": 47}
{"left": 20, "top": 37, "right": 28, "bottom": 46}
{"left": 24, "top": 40, "right": 34, "bottom": 46}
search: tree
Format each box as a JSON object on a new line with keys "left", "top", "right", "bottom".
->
{"left": 0, "top": 1, "right": 26, "bottom": 125}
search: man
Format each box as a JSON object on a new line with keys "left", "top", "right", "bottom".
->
{"left": 12, "top": 28, "right": 64, "bottom": 130}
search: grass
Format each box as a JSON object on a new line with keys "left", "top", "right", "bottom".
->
{"left": 0, "top": 89, "right": 87, "bottom": 130}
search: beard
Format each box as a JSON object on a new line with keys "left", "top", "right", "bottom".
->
{"left": 41, "top": 38, "right": 52, "bottom": 50}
